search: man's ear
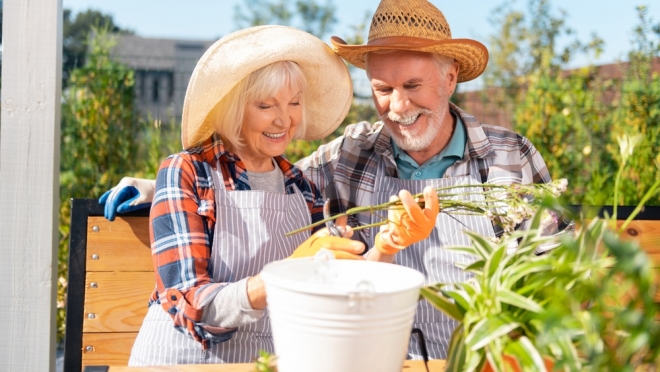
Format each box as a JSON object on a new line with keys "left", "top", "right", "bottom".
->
{"left": 449, "top": 60, "right": 460, "bottom": 89}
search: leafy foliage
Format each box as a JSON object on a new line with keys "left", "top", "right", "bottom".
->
{"left": 421, "top": 138, "right": 660, "bottom": 371}
{"left": 63, "top": 9, "right": 133, "bottom": 85}
{"left": 233, "top": 0, "right": 337, "bottom": 38}
{"left": 483, "top": 2, "right": 660, "bottom": 206}
{"left": 58, "top": 27, "right": 151, "bottom": 342}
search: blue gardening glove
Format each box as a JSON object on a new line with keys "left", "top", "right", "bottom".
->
{"left": 99, "top": 177, "right": 156, "bottom": 221}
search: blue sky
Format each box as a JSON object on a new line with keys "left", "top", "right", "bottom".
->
{"left": 62, "top": 0, "right": 659, "bottom": 91}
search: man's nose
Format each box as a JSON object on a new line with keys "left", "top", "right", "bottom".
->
{"left": 389, "top": 89, "right": 409, "bottom": 114}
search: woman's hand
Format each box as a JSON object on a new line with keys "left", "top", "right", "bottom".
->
{"left": 289, "top": 220, "right": 365, "bottom": 260}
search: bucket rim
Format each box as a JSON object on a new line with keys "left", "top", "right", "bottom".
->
{"left": 260, "top": 259, "right": 426, "bottom": 296}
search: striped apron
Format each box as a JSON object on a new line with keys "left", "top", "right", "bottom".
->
{"left": 370, "top": 159, "right": 495, "bottom": 360}
{"left": 128, "top": 162, "right": 310, "bottom": 365}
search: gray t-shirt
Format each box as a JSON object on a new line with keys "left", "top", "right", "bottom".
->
{"left": 202, "top": 160, "right": 285, "bottom": 328}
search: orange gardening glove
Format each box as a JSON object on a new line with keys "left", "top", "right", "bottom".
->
{"left": 289, "top": 227, "right": 365, "bottom": 260}
{"left": 375, "top": 186, "right": 440, "bottom": 255}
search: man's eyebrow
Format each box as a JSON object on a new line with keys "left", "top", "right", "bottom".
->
{"left": 371, "top": 81, "right": 390, "bottom": 89}
{"left": 404, "top": 78, "right": 423, "bottom": 85}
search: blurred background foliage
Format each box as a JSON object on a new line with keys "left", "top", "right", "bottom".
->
{"left": 54, "top": 0, "right": 660, "bottom": 342}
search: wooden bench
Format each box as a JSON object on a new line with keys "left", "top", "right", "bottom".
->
{"left": 62, "top": 199, "right": 660, "bottom": 371}
{"left": 64, "top": 199, "right": 153, "bottom": 372}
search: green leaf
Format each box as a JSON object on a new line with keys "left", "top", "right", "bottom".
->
{"left": 441, "top": 288, "right": 470, "bottom": 314}
{"left": 461, "top": 281, "right": 479, "bottom": 297}
{"left": 465, "top": 313, "right": 521, "bottom": 351}
{"left": 445, "top": 325, "right": 467, "bottom": 372}
{"left": 446, "top": 245, "right": 487, "bottom": 260}
{"left": 462, "top": 259, "right": 486, "bottom": 273}
{"left": 502, "top": 259, "right": 553, "bottom": 287}
{"left": 485, "top": 242, "right": 508, "bottom": 278}
{"left": 463, "top": 230, "right": 495, "bottom": 259}
{"left": 420, "top": 287, "right": 464, "bottom": 321}
{"left": 498, "top": 288, "right": 544, "bottom": 313}
{"left": 553, "top": 335, "right": 581, "bottom": 372}
{"left": 509, "top": 336, "right": 549, "bottom": 372}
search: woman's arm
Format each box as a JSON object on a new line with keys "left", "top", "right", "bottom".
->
{"left": 150, "top": 153, "right": 236, "bottom": 347}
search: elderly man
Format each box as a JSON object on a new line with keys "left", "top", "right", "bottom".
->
{"left": 297, "top": 0, "right": 551, "bottom": 358}
{"left": 101, "top": 0, "right": 550, "bottom": 360}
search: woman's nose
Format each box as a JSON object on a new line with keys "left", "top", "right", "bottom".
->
{"left": 274, "top": 108, "right": 292, "bottom": 127}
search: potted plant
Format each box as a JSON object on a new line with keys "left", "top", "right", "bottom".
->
{"left": 421, "top": 136, "right": 660, "bottom": 371}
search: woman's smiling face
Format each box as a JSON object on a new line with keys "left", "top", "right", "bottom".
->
{"left": 237, "top": 86, "right": 303, "bottom": 170}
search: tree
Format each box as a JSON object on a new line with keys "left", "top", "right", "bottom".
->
{"left": 58, "top": 26, "right": 148, "bottom": 341}
{"left": 607, "top": 6, "right": 660, "bottom": 206}
{"left": 500, "top": 2, "right": 660, "bottom": 206}
{"left": 234, "top": 0, "right": 337, "bottom": 39}
{"left": 63, "top": 9, "right": 133, "bottom": 85}
{"left": 482, "top": 0, "right": 603, "bottom": 115}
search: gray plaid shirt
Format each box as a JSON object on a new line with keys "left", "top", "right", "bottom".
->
{"left": 295, "top": 103, "right": 551, "bottom": 245}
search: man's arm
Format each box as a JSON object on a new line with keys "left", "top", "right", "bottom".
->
{"left": 99, "top": 177, "right": 156, "bottom": 220}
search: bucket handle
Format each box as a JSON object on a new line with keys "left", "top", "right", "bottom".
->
{"left": 347, "top": 280, "right": 375, "bottom": 310}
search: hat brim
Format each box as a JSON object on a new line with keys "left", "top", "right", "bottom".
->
{"left": 182, "top": 25, "right": 353, "bottom": 149}
{"left": 331, "top": 37, "right": 488, "bottom": 83}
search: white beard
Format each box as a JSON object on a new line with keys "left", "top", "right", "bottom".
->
{"left": 381, "top": 103, "right": 450, "bottom": 152}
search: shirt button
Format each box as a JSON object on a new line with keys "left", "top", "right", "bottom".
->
{"left": 415, "top": 171, "right": 422, "bottom": 177}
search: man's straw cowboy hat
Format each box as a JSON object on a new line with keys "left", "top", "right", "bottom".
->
{"left": 331, "top": 0, "right": 488, "bottom": 83}
{"left": 182, "top": 25, "right": 353, "bottom": 149}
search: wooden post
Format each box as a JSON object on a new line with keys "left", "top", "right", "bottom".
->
{"left": 0, "top": 0, "right": 63, "bottom": 371}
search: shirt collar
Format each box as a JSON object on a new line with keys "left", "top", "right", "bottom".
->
{"left": 449, "top": 102, "right": 495, "bottom": 159}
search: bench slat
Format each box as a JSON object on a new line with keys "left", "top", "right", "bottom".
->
{"left": 83, "top": 271, "right": 154, "bottom": 333}
{"left": 86, "top": 217, "right": 152, "bottom": 272}
{"left": 616, "top": 220, "right": 660, "bottom": 266}
{"left": 82, "top": 332, "right": 138, "bottom": 368}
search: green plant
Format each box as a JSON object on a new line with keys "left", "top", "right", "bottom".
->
{"left": 254, "top": 350, "right": 278, "bottom": 372}
{"left": 58, "top": 26, "right": 150, "bottom": 342}
{"left": 420, "top": 135, "right": 660, "bottom": 371}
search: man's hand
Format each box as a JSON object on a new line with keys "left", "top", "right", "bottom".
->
{"left": 375, "top": 185, "right": 440, "bottom": 255}
{"left": 290, "top": 226, "right": 365, "bottom": 260}
{"left": 99, "top": 177, "right": 156, "bottom": 221}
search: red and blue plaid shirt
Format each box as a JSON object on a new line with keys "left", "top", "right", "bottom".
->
{"left": 149, "top": 133, "right": 323, "bottom": 349}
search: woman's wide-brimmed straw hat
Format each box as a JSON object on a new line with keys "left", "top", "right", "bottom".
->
{"left": 181, "top": 25, "right": 353, "bottom": 149}
{"left": 331, "top": 0, "right": 488, "bottom": 83}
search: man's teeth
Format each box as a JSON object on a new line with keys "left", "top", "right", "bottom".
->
{"left": 396, "top": 114, "right": 419, "bottom": 126}
{"left": 264, "top": 132, "right": 286, "bottom": 139}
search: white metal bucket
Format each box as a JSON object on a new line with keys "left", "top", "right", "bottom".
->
{"left": 260, "top": 258, "right": 425, "bottom": 372}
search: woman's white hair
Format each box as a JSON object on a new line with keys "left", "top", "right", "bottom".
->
{"left": 207, "top": 60, "right": 309, "bottom": 149}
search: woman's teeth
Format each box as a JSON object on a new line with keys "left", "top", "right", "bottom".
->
{"left": 264, "top": 132, "right": 286, "bottom": 139}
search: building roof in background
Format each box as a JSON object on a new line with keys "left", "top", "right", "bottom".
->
{"left": 110, "top": 34, "right": 216, "bottom": 70}
{"left": 563, "top": 57, "right": 660, "bottom": 80}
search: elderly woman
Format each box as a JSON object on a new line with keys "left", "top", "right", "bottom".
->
{"left": 127, "top": 25, "right": 366, "bottom": 366}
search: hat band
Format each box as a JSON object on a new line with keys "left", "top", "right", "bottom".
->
{"left": 366, "top": 36, "right": 450, "bottom": 48}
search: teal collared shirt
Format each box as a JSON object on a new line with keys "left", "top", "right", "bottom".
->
{"left": 392, "top": 114, "right": 467, "bottom": 180}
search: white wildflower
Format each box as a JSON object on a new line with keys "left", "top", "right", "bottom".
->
{"left": 617, "top": 134, "right": 644, "bottom": 163}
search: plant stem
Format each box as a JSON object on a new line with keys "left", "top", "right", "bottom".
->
{"left": 619, "top": 177, "right": 660, "bottom": 233}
